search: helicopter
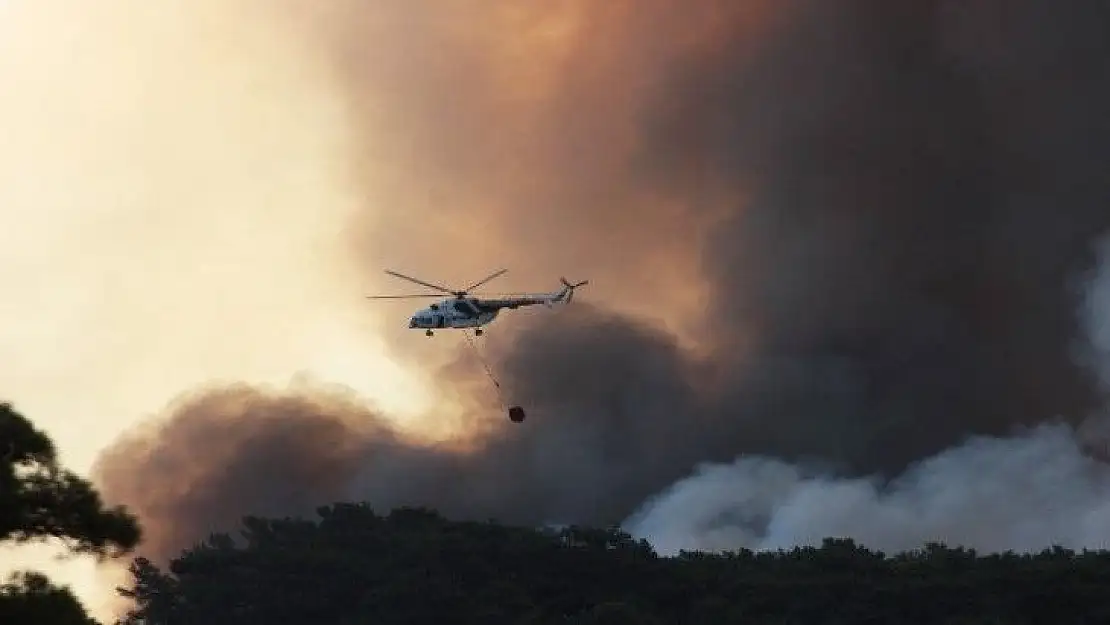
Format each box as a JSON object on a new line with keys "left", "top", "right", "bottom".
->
{"left": 366, "top": 268, "right": 588, "bottom": 425}
{"left": 366, "top": 268, "right": 588, "bottom": 337}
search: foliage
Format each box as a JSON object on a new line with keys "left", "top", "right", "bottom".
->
{"left": 0, "top": 572, "right": 98, "bottom": 625}
{"left": 117, "top": 502, "right": 1110, "bottom": 625}
{"left": 1, "top": 402, "right": 141, "bottom": 558}
{"left": 1, "top": 402, "right": 143, "bottom": 625}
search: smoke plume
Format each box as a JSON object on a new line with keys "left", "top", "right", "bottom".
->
{"left": 87, "top": 0, "right": 1110, "bottom": 570}
{"left": 308, "top": 0, "right": 1110, "bottom": 474}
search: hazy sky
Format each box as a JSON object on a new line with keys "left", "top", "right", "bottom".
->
{"left": 0, "top": 1, "right": 438, "bottom": 618}
{"left": 0, "top": 1, "right": 437, "bottom": 469}
{"left": 5, "top": 2, "right": 1110, "bottom": 622}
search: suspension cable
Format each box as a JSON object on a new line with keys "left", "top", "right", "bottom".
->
{"left": 461, "top": 330, "right": 505, "bottom": 408}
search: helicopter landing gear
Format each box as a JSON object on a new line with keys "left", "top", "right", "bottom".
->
{"left": 426, "top": 329, "right": 434, "bottom": 337}
{"left": 474, "top": 328, "right": 483, "bottom": 336}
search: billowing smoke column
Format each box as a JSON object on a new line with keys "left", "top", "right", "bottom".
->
{"left": 93, "top": 0, "right": 1110, "bottom": 567}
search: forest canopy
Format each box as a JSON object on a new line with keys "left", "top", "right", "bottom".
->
{"left": 117, "top": 502, "right": 1110, "bottom": 625}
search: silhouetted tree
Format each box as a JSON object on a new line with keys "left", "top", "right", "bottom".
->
{"left": 0, "top": 572, "right": 97, "bottom": 625}
{"left": 0, "top": 401, "right": 142, "bottom": 625}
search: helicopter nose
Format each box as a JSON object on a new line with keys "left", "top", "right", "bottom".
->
{"left": 408, "top": 316, "right": 417, "bottom": 328}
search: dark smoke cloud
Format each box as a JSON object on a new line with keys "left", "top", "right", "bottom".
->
{"left": 670, "top": 0, "right": 1110, "bottom": 471}
{"left": 95, "top": 0, "right": 1110, "bottom": 564}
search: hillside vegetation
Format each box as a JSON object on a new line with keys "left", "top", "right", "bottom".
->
{"left": 117, "top": 502, "right": 1110, "bottom": 625}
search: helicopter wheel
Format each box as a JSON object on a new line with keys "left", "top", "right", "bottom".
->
{"left": 425, "top": 329, "right": 434, "bottom": 337}
{"left": 474, "top": 328, "right": 483, "bottom": 336}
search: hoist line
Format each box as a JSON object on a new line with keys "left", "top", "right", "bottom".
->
{"left": 462, "top": 329, "right": 506, "bottom": 407}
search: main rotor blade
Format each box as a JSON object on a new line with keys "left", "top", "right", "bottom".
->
{"left": 365, "top": 294, "right": 444, "bottom": 299}
{"left": 384, "top": 270, "right": 456, "bottom": 295}
{"left": 465, "top": 268, "right": 507, "bottom": 292}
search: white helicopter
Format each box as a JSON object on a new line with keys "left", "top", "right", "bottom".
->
{"left": 366, "top": 269, "right": 588, "bottom": 337}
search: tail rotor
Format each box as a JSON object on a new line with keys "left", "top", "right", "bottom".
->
{"left": 559, "top": 277, "right": 589, "bottom": 304}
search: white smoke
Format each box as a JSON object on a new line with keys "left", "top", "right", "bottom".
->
{"left": 625, "top": 234, "right": 1110, "bottom": 556}
{"left": 1079, "top": 233, "right": 1110, "bottom": 392}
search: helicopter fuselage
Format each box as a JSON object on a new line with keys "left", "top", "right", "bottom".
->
{"left": 409, "top": 298, "right": 500, "bottom": 330}
{"left": 368, "top": 270, "right": 586, "bottom": 336}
